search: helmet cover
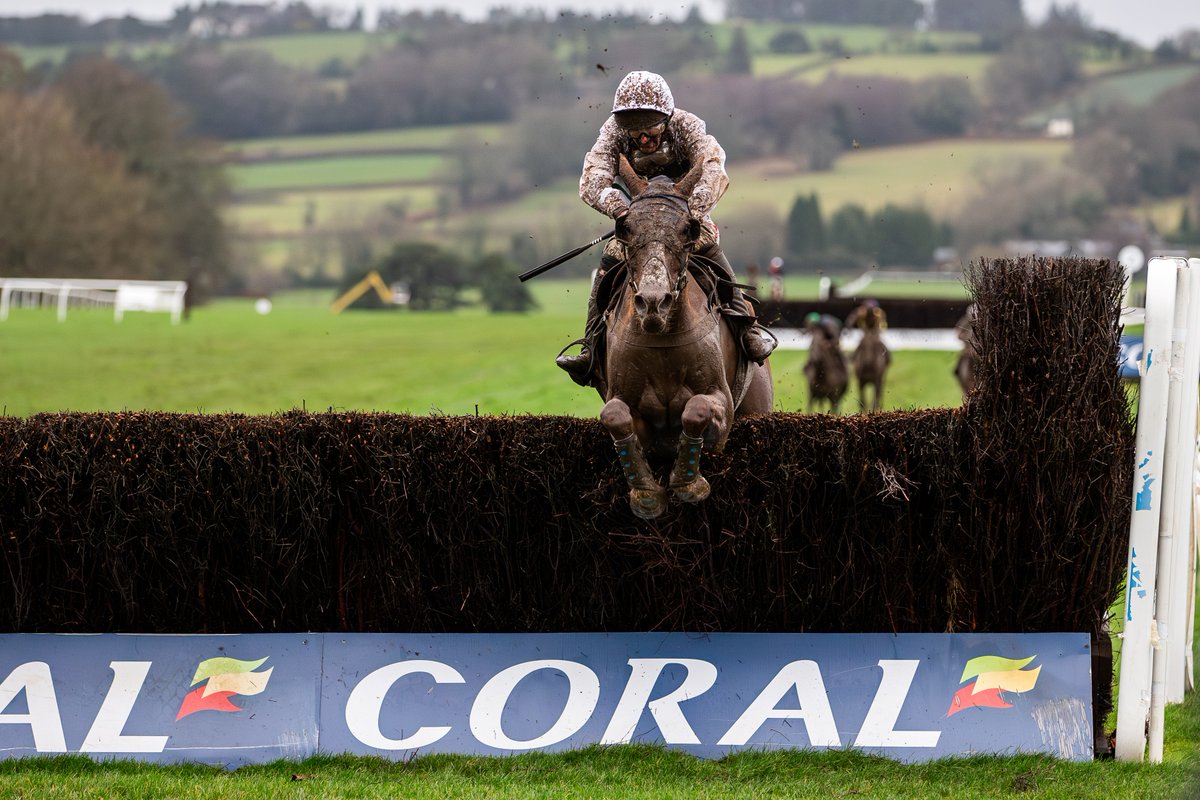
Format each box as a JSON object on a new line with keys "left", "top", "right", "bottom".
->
{"left": 611, "top": 71, "right": 675, "bottom": 118}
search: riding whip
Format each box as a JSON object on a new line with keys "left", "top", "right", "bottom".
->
{"left": 518, "top": 230, "right": 615, "bottom": 282}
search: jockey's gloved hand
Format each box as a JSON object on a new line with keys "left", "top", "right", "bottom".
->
{"left": 599, "top": 187, "right": 631, "bottom": 219}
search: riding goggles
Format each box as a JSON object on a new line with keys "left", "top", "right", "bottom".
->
{"left": 625, "top": 120, "right": 667, "bottom": 145}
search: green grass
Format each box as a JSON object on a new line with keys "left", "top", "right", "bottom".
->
{"left": 728, "top": 21, "right": 984, "bottom": 55}
{"left": 1023, "top": 64, "right": 1200, "bottom": 128}
{"left": 228, "top": 123, "right": 505, "bottom": 159}
{"left": 0, "top": 731, "right": 1195, "bottom": 798}
{"left": 777, "top": 52, "right": 996, "bottom": 84}
{"left": 228, "top": 153, "right": 448, "bottom": 193}
{"left": 0, "top": 283, "right": 964, "bottom": 418}
{"left": 723, "top": 138, "right": 1071, "bottom": 221}
{"left": 227, "top": 185, "right": 444, "bottom": 235}
{"left": 225, "top": 133, "right": 1075, "bottom": 267}
{"left": 390, "top": 136, "right": 1071, "bottom": 256}
{"left": 1, "top": 282, "right": 1197, "bottom": 795}
{"left": 222, "top": 31, "right": 401, "bottom": 70}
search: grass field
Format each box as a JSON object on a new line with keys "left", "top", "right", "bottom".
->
{"left": 2, "top": 284, "right": 1198, "bottom": 796}
{"left": 1, "top": 741, "right": 1196, "bottom": 799}
{"left": 229, "top": 153, "right": 448, "bottom": 193}
{"left": 0, "top": 281, "right": 966, "bottom": 418}
{"left": 228, "top": 123, "right": 505, "bottom": 159}
{"left": 776, "top": 52, "right": 997, "bottom": 84}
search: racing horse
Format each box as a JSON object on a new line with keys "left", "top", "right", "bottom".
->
{"left": 847, "top": 301, "right": 891, "bottom": 412}
{"left": 594, "top": 156, "right": 773, "bottom": 519}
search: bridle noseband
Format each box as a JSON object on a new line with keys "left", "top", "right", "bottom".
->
{"left": 620, "top": 190, "right": 692, "bottom": 300}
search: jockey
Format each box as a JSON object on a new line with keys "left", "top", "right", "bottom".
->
{"left": 846, "top": 298, "right": 887, "bottom": 330}
{"left": 556, "top": 70, "right": 776, "bottom": 386}
{"left": 804, "top": 311, "right": 843, "bottom": 343}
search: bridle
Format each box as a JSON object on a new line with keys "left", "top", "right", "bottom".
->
{"left": 620, "top": 189, "right": 692, "bottom": 301}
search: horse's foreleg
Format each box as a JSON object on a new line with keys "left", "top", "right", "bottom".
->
{"left": 669, "top": 395, "right": 716, "bottom": 503}
{"left": 601, "top": 398, "right": 667, "bottom": 520}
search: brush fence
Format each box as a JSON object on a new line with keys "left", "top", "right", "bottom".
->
{"left": 0, "top": 257, "right": 1133, "bottom": 749}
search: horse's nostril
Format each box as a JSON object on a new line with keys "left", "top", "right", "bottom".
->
{"left": 634, "top": 295, "right": 648, "bottom": 315}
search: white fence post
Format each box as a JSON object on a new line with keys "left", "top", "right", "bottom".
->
{"left": 1165, "top": 261, "right": 1200, "bottom": 706}
{"left": 1116, "top": 256, "right": 1182, "bottom": 761}
{"left": 1148, "top": 260, "right": 1199, "bottom": 761}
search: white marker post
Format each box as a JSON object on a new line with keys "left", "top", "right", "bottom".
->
{"left": 1116, "top": 257, "right": 1182, "bottom": 762}
{"left": 1164, "top": 261, "right": 1200, "bottom": 706}
{"left": 1148, "top": 260, "right": 1200, "bottom": 761}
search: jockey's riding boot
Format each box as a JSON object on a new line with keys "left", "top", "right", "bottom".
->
{"left": 698, "top": 243, "right": 777, "bottom": 365}
{"left": 556, "top": 254, "right": 619, "bottom": 385}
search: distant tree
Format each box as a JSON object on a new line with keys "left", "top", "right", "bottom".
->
{"left": 145, "top": 45, "right": 317, "bottom": 138}
{"left": 0, "top": 92, "right": 156, "bottom": 278}
{"left": 801, "top": 0, "right": 925, "bottom": 27}
{"left": 952, "top": 159, "right": 1105, "bottom": 249}
{"left": 1066, "top": 129, "right": 1139, "bottom": 204}
{"left": 786, "top": 193, "right": 825, "bottom": 257}
{"left": 768, "top": 29, "right": 811, "bottom": 54}
{"left": 344, "top": 37, "right": 568, "bottom": 129}
{"left": 1153, "top": 39, "right": 1184, "bottom": 63}
{"left": 719, "top": 204, "right": 784, "bottom": 270}
{"left": 985, "top": 33, "right": 1082, "bottom": 117}
{"left": 683, "top": 5, "right": 708, "bottom": 26}
{"left": 475, "top": 252, "right": 537, "bottom": 313}
{"left": 443, "top": 132, "right": 525, "bottom": 208}
{"left": 1070, "top": 75, "right": 1200, "bottom": 200}
{"left": 0, "top": 45, "right": 22, "bottom": 90}
{"left": 829, "top": 204, "right": 873, "bottom": 255}
{"left": 870, "top": 204, "right": 942, "bottom": 266}
{"left": 725, "top": 0, "right": 803, "bottom": 22}
{"left": 933, "top": 0, "right": 1024, "bottom": 34}
{"left": 911, "top": 76, "right": 979, "bottom": 136}
{"left": 368, "top": 242, "right": 467, "bottom": 311}
{"left": 723, "top": 26, "right": 753, "bottom": 75}
{"left": 512, "top": 106, "right": 606, "bottom": 189}
{"left": 818, "top": 74, "right": 923, "bottom": 147}
{"left": 728, "top": 0, "right": 922, "bottom": 25}
{"left": 55, "top": 56, "right": 231, "bottom": 303}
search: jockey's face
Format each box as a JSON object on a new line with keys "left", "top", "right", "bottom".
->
{"left": 628, "top": 120, "right": 666, "bottom": 153}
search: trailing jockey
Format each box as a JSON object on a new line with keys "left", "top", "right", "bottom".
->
{"left": 556, "top": 70, "right": 776, "bottom": 386}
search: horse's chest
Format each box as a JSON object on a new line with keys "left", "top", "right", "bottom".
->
{"left": 613, "top": 358, "right": 720, "bottom": 421}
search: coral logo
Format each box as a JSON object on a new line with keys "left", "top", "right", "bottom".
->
{"left": 177, "top": 656, "right": 274, "bottom": 720}
{"left": 946, "top": 655, "right": 1040, "bottom": 717}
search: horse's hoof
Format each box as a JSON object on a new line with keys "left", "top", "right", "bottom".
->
{"left": 672, "top": 476, "right": 711, "bottom": 504}
{"left": 630, "top": 489, "right": 667, "bottom": 519}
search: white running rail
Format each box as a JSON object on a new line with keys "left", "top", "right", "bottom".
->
{"left": 0, "top": 278, "right": 187, "bottom": 324}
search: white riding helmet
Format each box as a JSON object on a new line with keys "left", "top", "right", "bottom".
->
{"left": 611, "top": 71, "right": 675, "bottom": 119}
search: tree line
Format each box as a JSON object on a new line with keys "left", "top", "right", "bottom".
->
{"left": 2, "top": 4, "right": 1198, "bottom": 296}
{"left": 0, "top": 55, "right": 229, "bottom": 303}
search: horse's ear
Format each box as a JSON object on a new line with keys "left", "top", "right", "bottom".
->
{"left": 674, "top": 159, "right": 705, "bottom": 197}
{"left": 617, "top": 154, "right": 648, "bottom": 197}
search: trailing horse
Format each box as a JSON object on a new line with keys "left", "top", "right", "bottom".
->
{"left": 847, "top": 301, "right": 891, "bottom": 412}
{"left": 594, "top": 156, "right": 773, "bottom": 520}
{"left": 803, "top": 325, "right": 849, "bottom": 414}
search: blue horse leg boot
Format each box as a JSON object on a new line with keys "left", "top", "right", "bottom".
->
{"left": 698, "top": 243, "right": 776, "bottom": 364}
{"left": 556, "top": 252, "right": 622, "bottom": 384}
